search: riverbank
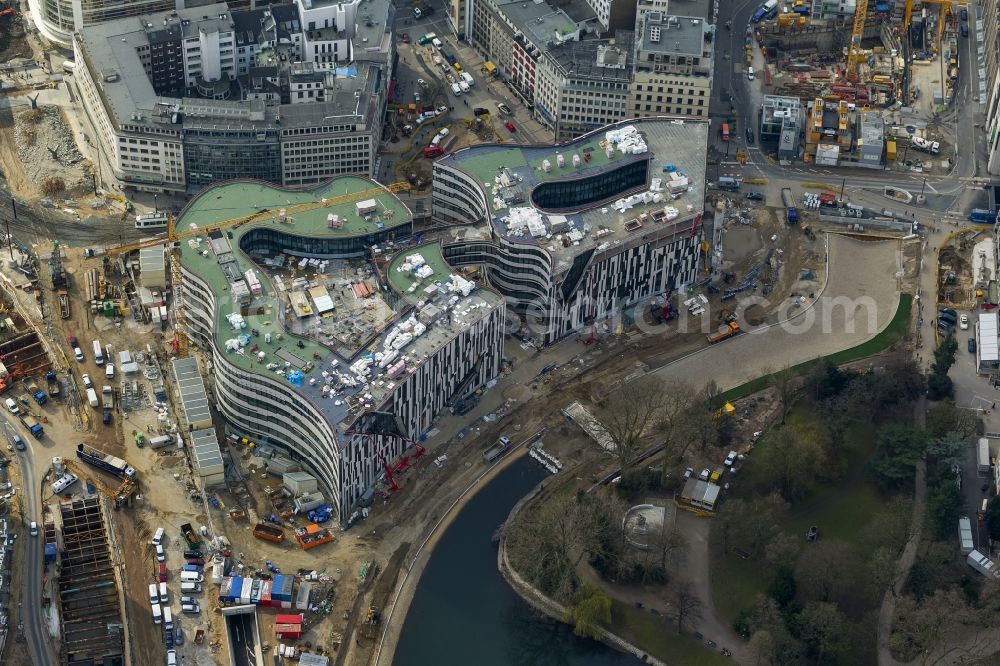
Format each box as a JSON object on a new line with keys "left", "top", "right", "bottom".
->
{"left": 497, "top": 476, "right": 667, "bottom": 666}
{"left": 373, "top": 443, "right": 531, "bottom": 666}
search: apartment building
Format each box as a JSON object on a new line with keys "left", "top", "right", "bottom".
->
{"left": 472, "top": 0, "right": 713, "bottom": 139}
{"left": 432, "top": 118, "right": 708, "bottom": 344}
{"left": 982, "top": 0, "right": 1000, "bottom": 174}
{"left": 179, "top": 178, "right": 505, "bottom": 521}
{"left": 73, "top": 1, "right": 390, "bottom": 194}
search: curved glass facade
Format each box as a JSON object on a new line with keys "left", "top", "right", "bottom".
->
{"left": 240, "top": 222, "right": 413, "bottom": 258}
{"left": 530, "top": 158, "right": 650, "bottom": 211}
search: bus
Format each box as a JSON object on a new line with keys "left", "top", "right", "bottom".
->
{"left": 720, "top": 123, "right": 730, "bottom": 142}
{"left": 135, "top": 212, "right": 168, "bottom": 229}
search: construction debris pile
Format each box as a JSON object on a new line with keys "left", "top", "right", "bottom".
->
{"left": 13, "top": 105, "right": 89, "bottom": 194}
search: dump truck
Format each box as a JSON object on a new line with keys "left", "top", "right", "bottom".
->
{"left": 781, "top": 188, "right": 799, "bottom": 224}
{"left": 45, "top": 371, "right": 60, "bottom": 398}
{"left": 181, "top": 523, "right": 201, "bottom": 548}
{"left": 707, "top": 321, "right": 742, "bottom": 344}
{"left": 20, "top": 414, "right": 43, "bottom": 437}
{"left": 28, "top": 383, "right": 46, "bottom": 405}
{"left": 253, "top": 523, "right": 285, "bottom": 543}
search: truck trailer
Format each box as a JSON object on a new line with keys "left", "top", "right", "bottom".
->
{"left": 781, "top": 188, "right": 799, "bottom": 224}
{"left": 76, "top": 442, "right": 136, "bottom": 479}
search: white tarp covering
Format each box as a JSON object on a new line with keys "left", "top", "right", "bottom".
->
{"left": 979, "top": 313, "right": 999, "bottom": 362}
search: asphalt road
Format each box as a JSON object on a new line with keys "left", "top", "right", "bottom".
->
{"left": 9, "top": 416, "right": 56, "bottom": 666}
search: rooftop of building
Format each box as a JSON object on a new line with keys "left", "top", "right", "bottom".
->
{"left": 74, "top": 1, "right": 385, "bottom": 134}
{"left": 548, "top": 32, "right": 635, "bottom": 82}
{"left": 500, "top": 0, "right": 582, "bottom": 44}
{"left": 177, "top": 178, "right": 501, "bottom": 432}
{"left": 638, "top": 13, "right": 707, "bottom": 56}
{"left": 438, "top": 117, "right": 708, "bottom": 273}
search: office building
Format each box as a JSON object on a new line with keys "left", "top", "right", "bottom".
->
{"left": 630, "top": 11, "right": 713, "bottom": 119}
{"left": 432, "top": 118, "right": 708, "bottom": 344}
{"left": 179, "top": 177, "right": 505, "bottom": 521}
{"left": 73, "top": 0, "right": 391, "bottom": 194}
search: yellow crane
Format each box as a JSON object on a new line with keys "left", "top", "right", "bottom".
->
{"left": 846, "top": 0, "right": 870, "bottom": 78}
{"left": 903, "top": 0, "right": 968, "bottom": 34}
{"left": 106, "top": 181, "right": 412, "bottom": 259}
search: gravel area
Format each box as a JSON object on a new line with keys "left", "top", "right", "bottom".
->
{"left": 13, "top": 105, "right": 89, "bottom": 195}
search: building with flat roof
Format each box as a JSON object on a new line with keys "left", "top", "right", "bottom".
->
{"left": 73, "top": 1, "right": 392, "bottom": 195}
{"left": 179, "top": 177, "right": 505, "bottom": 521}
{"left": 433, "top": 117, "right": 706, "bottom": 344}
{"left": 631, "top": 10, "right": 713, "bottom": 120}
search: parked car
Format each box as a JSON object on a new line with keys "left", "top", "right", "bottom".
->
{"left": 969, "top": 338, "right": 977, "bottom": 353}
{"left": 746, "top": 127, "right": 754, "bottom": 144}
{"left": 746, "top": 192, "right": 764, "bottom": 201}
{"left": 401, "top": 32, "right": 410, "bottom": 43}
{"left": 938, "top": 306, "right": 957, "bottom": 319}
{"left": 960, "top": 314, "right": 969, "bottom": 330}
{"left": 30, "top": 521, "right": 38, "bottom": 536}
{"left": 183, "top": 550, "right": 203, "bottom": 559}
{"left": 961, "top": 7, "right": 968, "bottom": 20}
{"left": 505, "top": 121, "right": 516, "bottom": 132}
{"left": 158, "top": 563, "right": 168, "bottom": 582}
{"left": 13, "top": 435, "right": 25, "bottom": 451}
{"left": 683, "top": 467, "right": 694, "bottom": 478}
{"left": 82, "top": 373, "right": 93, "bottom": 389}
{"left": 175, "top": 624, "right": 184, "bottom": 645}
{"left": 181, "top": 602, "right": 201, "bottom": 614}
{"left": 496, "top": 102, "right": 512, "bottom": 115}
{"left": 180, "top": 596, "right": 197, "bottom": 605}
{"left": 155, "top": 544, "right": 166, "bottom": 562}
{"left": 167, "top": 649, "right": 177, "bottom": 666}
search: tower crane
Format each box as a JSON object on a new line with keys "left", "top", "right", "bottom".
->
{"left": 105, "top": 181, "right": 413, "bottom": 259}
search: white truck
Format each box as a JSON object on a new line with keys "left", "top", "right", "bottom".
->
{"left": 451, "top": 82, "right": 463, "bottom": 96}
{"left": 968, "top": 550, "right": 1000, "bottom": 578}
{"left": 460, "top": 72, "right": 474, "bottom": 88}
{"left": 86, "top": 388, "right": 99, "bottom": 408}
{"left": 978, "top": 438, "right": 991, "bottom": 473}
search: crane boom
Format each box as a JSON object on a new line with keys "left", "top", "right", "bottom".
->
{"left": 106, "top": 181, "right": 412, "bottom": 258}
{"left": 846, "top": 0, "right": 870, "bottom": 78}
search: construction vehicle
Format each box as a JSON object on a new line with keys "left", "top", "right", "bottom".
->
{"left": 134, "top": 432, "right": 146, "bottom": 448}
{"left": 707, "top": 321, "right": 742, "bottom": 344}
{"left": 252, "top": 523, "right": 285, "bottom": 543}
{"left": 27, "top": 383, "right": 46, "bottom": 405}
{"left": 63, "top": 459, "right": 138, "bottom": 507}
{"left": 45, "top": 371, "right": 60, "bottom": 398}
{"left": 181, "top": 523, "right": 201, "bottom": 548}
{"left": 49, "top": 240, "right": 67, "bottom": 288}
{"left": 57, "top": 290, "right": 70, "bottom": 319}
{"left": 781, "top": 188, "right": 799, "bottom": 224}
{"left": 20, "top": 414, "right": 43, "bottom": 437}
{"left": 359, "top": 606, "right": 382, "bottom": 639}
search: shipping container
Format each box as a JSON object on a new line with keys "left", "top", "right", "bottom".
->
{"left": 978, "top": 438, "right": 991, "bottom": 473}
{"left": 295, "top": 581, "right": 313, "bottom": 610}
{"left": 959, "top": 516, "right": 975, "bottom": 554}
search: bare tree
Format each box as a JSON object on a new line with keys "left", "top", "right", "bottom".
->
{"left": 656, "top": 521, "right": 688, "bottom": 572}
{"left": 772, "top": 365, "right": 797, "bottom": 425}
{"left": 601, "top": 376, "right": 667, "bottom": 475}
{"left": 669, "top": 580, "right": 703, "bottom": 634}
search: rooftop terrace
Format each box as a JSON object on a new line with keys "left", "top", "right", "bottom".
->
{"left": 178, "top": 179, "right": 500, "bottom": 431}
{"left": 438, "top": 118, "right": 709, "bottom": 273}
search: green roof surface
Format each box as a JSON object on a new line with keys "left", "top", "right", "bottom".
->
{"left": 446, "top": 139, "right": 624, "bottom": 186}
{"left": 386, "top": 242, "right": 456, "bottom": 295}
{"left": 178, "top": 178, "right": 410, "bottom": 379}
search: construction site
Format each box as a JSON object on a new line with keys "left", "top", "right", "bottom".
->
{"left": 744, "top": 0, "right": 968, "bottom": 170}
{"left": 56, "top": 496, "right": 125, "bottom": 666}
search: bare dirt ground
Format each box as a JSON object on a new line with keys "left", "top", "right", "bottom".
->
{"left": 0, "top": 12, "right": 31, "bottom": 63}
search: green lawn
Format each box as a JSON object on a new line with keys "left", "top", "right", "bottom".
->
{"left": 720, "top": 293, "right": 913, "bottom": 403}
{"left": 607, "top": 599, "right": 731, "bottom": 666}
{"left": 711, "top": 407, "right": 889, "bottom": 627}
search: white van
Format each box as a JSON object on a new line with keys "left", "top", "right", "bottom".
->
{"left": 159, "top": 582, "right": 169, "bottom": 604}
{"left": 92, "top": 340, "right": 104, "bottom": 365}
{"left": 105, "top": 363, "right": 115, "bottom": 379}
{"left": 163, "top": 606, "right": 173, "bottom": 630}
{"left": 180, "top": 581, "right": 202, "bottom": 594}
{"left": 451, "top": 82, "right": 462, "bottom": 96}
{"left": 179, "top": 571, "right": 204, "bottom": 583}
{"left": 152, "top": 602, "right": 162, "bottom": 624}
{"left": 148, "top": 584, "right": 158, "bottom": 604}
{"left": 432, "top": 37, "right": 442, "bottom": 48}
{"left": 5, "top": 398, "right": 18, "bottom": 414}
{"left": 152, "top": 527, "right": 165, "bottom": 546}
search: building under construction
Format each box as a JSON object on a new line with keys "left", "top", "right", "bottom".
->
{"left": 57, "top": 497, "right": 125, "bottom": 666}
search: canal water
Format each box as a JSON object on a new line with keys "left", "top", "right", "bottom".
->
{"left": 394, "top": 455, "right": 643, "bottom": 666}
